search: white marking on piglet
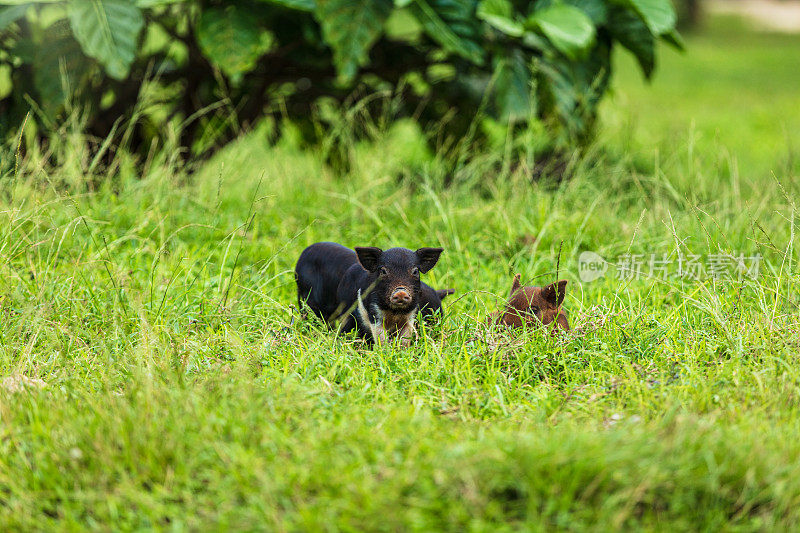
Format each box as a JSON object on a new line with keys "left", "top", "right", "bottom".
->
{"left": 374, "top": 303, "right": 416, "bottom": 346}
{"left": 370, "top": 303, "right": 387, "bottom": 344}
{"left": 357, "top": 289, "right": 383, "bottom": 344}
{"left": 398, "top": 310, "right": 417, "bottom": 347}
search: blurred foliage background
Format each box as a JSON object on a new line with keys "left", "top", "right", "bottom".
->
{"left": 0, "top": 0, "right": 680, "bottom": 167}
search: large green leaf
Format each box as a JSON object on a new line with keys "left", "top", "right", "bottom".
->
{"left": 493, "top": 50, "right": 530, "bottom": 122}
{"left": 32, "top": 21, "right": 93, "bottom": 114}
{"left": 0, "top": 4, "right": 28, "bottom": 31}
{"left": 627, "top": 0, "right": 676, "bottom": 35}
{"left": 536, "top": 38, "right": 610, "bottom": 140}
{"left": 533, "top": 0, "right": 607, "bottom": 25}
{"left": 136, "top": 0, "right": 186, "bottom": 7}
{"left": 197, "top": 4, "right": 270, "bottom": 81}
{"left": 477, "top": 0, "right": 522, "bottom": 37}
{"left": 568, "top": 0, "right": 606, "bottom": 25}
{"left": 661, "top": 28, "right": 684, "bottom": 50}
{"left": 314, "top": 0, "right": 393, "bottom": 81}
{"left": 68, "top": 0, "right": 144, "bottom": 80}
{"left": 258, "top": 0, "right": 316, "bottom": 11}
{"left": 409, "top": 0, "right": 484, "bottom": 65}
{"left": 608, "top": 4, "right": 655, "bottom": 78}
{"left": 528, "top": 3, "right": 595, "bottom": 60}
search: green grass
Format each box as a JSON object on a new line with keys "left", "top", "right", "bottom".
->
{"left": 605, "top": 14, "right": 800, "bottom": 181}
{"left": 1, "top": 17, "right": 800, "bottom": 530}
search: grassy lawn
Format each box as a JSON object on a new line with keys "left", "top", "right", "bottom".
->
{"left": 1, "top": 16, "right": 799, "bottom": 530}
{"left": 605, "top": 15, "right": 800, "bottom": 181}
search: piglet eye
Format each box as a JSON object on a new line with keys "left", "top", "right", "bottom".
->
{"left": 530, "top": 306, "right": 541, "bottom": 315}
{"left": 379, "top": 267, "right": 389, "bottom": 277}
{"left": 411, "top": 267, "right": 419, "bottom": 277}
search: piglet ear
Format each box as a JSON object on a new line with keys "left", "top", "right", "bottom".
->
{"left": 542, "top": 279, "right": 568, "bottom": 307}
{"left": 355, "top": 247, "right": 382, "bottom": 272}
{"left": 509, "top": 274, "right": 522, "bottom": 297}
{"left": 415, "top": 247, "right": 443, "bottom": 273}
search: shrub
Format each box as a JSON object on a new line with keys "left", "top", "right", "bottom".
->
{"left": 0, "top": 0, "right": 680, "bottom": 160}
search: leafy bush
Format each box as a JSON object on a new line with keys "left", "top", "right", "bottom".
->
{"left": 0, "top": 0, "right": 680, "bottom": 160}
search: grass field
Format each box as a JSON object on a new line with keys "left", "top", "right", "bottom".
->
{"left": 1, "top": 16, "right": 800, "bottom": 530}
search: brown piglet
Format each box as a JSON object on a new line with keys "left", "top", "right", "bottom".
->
{"left": 490, "top": 274, "right": 570, "bottom": 333}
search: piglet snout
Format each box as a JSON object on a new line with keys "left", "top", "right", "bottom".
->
{"left": 390, "top": 288, "right": 412, "bottom": 307}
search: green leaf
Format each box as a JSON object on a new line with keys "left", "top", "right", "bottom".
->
{"left": 258, "top": 0, "right": 316, "bottom": 11}
{"left": 494, "top": 50, "right": 530, "bottom": 122}
{"left": 536, "top": 38, "right": 610, "bottom": 140}
{"left": 528, "top": 3, "right": 595, "bottom": 60}
{"left": 68, "top": 0, "right": 144, "bottom": 80}
{"left": 567, "top": 0, "right": 606, "bottom": 25}
{"left": 136, "top": 0, "right": 186, "bottom": 7}
{"left": 477, "top": 0, "right": 523, "bottom": 37}
{"left": 627, "top": 0, "right": 676, "bottom": 35}
{"left": 32, "top": 21, "right": 93, "bottom": 114}
{"left": 197, "top": 4, "right": 270, "bottom": 80}
{"left": 661, "top": 28, "right": 684, "bottom": 50}
{"left": 0, "top": 4, "right": 28, "bottom": 31}
{"left": 608, "top": 4, "right": 654, "bottom": 78}
{"left": 314, "top": 0, "right": 393, "bottom": 82}
{"left": 409, "top": 0, "right": 484, "bottom": 64}
{"left": 521, "top": 30, "right": 548, "bottom": 51}
{"left": 533, "top": 0, "right": 607, "bottom": 26}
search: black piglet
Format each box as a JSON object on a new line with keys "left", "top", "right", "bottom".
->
{"left": 295, "top": 242, "right": 449, "bottom": 345}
